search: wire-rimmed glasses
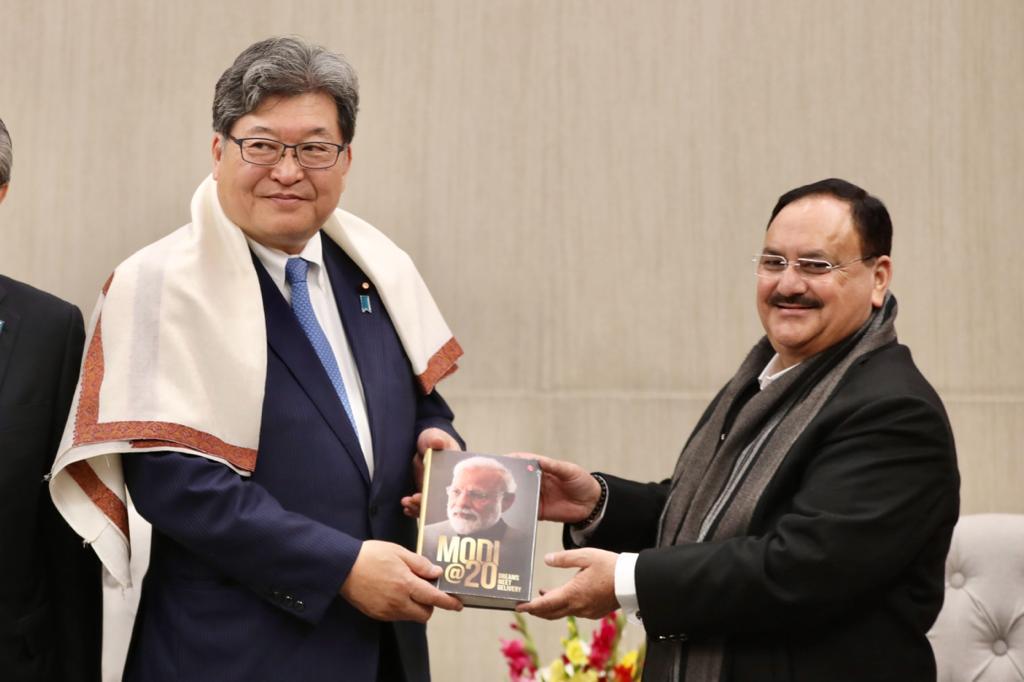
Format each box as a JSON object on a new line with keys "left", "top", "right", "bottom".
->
{"left": 752, "top": 254, "right": 877, "bottom": 279}
{"left": 228, "top": 136, "right": 347, "bottom": 169}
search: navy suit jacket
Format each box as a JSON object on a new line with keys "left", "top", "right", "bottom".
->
{"left": 0, "top": 275, "right": 100, "bottom": 682}
{"left": 122, "top": 237, "right": 461, "bottom": 682}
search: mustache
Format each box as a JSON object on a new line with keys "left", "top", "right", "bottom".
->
{"left": 449, "top": 507, "right": 479, "bottom": 518}
{"left": 768, "top": 293, "right": 822, "bottom": 308}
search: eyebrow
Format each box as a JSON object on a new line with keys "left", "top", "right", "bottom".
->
{"left": 241, "top": 125, "right": 337, "bottom": 139}
{"left": 761, "top": 246, "right": 833, "bottom": 260}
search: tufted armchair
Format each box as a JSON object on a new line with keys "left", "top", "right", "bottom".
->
{"left": 928, "top": 514, "right": 1024, "bottom": 681}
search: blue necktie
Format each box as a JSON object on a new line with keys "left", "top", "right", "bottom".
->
{"left": 285, "top": 257, "right": 358, "bottom": 432}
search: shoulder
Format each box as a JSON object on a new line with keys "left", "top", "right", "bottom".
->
{"left": 0, "top": 274, "right": 81, "bottom": 327}
{"left": 833, "top": 341, "right": 945, "bottom": 412}
{"left": 111, "top": 223, "right": 196, "bottom": 275}
{"left": 423, "top": 520, "right": 452, "bottom": 538}
{"left": 808, "top": 342, "right": 956, "bottom": 464}
{"left": 502, "top": 523, "right": 531, "bottom": 546}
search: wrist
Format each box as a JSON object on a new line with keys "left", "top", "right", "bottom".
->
{"left": 572, "top": 474, "right": 608, "bottom": 530}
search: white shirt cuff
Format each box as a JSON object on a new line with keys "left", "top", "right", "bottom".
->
{"left": 615, "top": 552, "right": 642, "bottom": 624}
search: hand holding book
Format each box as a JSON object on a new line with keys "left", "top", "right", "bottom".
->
{"left": 511, "top": 453, "right": 603, "bottom": 524}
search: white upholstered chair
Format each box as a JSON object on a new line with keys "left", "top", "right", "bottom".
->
{"left": 928, "top": 513, "right": 1024, "bottom": 681}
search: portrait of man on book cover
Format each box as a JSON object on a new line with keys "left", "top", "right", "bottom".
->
{"left": 419, "top": 453, "right": 538, "bottom": 605}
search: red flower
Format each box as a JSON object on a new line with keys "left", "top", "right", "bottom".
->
{"left": 612, "top": 664, "right": 634, "bottom": 682}
{"left": 588, "top": 614, "right": 618, "bottom": 670}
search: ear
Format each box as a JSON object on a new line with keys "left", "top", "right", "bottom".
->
{"left": 339, "top": 145, "right": 353, "bottom": 177}
{"left": 0, "top": 183, "right": 8, "bottom": 204}
{"left": 870, "top": 255, "right": 893, "bottom": 307}
{"left": 500, "top": 493, "right": 516, "bottom": 513}
{"left": 211, "top": 134, "right": 224, "bottom": 180}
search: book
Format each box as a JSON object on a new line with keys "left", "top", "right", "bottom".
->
{"left": 416, "top": 449, "right": 540, "bottom": 609}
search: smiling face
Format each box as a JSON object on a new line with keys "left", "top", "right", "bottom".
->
{"left": 211, "top": 91, "right": 351, "bottom": 254}
{"left": 756, "top": 194, "right": 892, "bottom": 368}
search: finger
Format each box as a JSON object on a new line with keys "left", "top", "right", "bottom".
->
{"left": 541, "top": 456, "right": 589, "bottom": 481}
{"left": 432, "top": 434, "right": 459, "bottom": 451}
{"left": 505, "top": 451, "right": 549, "bottom": 467}
{"left": 503, "top": 451, "right": 540, "bottom": 459}
{"left": 400, "top": 497, "right": 421, "bottom": 518}
{"left": 404, "top": 600, "right": 434, "bottom": 624}
{"left": 400, "top": 493, "right": 422, "bottom": 517}
{"left": 516, "top": 590, "right": 571, "bottom": 620}
{"left": 410, "top": 581, "right": 464, "bottom": 611}
{"left": 400, "top": 548, "right": 443, "bottom": 579}
{"left": 416, "top": 428, "right": 458, "bottom": 455}
{"left": 411, "top": 452, "right": 425, "bottom": 483}
{"left": 544, "top": 549, "right": 592, "bottom": 570}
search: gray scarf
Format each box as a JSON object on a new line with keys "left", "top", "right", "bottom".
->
{"left": 643, "top": 293, "right": 898, "bottom": 682}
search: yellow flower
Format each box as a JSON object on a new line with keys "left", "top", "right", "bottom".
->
{"left": 546, "top": 659, "right": 570, "bottom": 681}
{"left": 619, "top": 649, "right": 639, "bottom": 673}
{"left": 565, "top": 639, "right": 588, "bottom": 667}
{"left": 569, "top": 670, "right": 598, "bottom": 682}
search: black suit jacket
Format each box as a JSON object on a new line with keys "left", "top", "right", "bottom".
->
{"left": 580, "top": 342, "right": 959, "bottom": 682}
{"left": 0, "top": 275, "right": 100, "bottom": 682}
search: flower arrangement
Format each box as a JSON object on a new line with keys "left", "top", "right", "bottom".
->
{"left": 499, "top": 612, "right": 643, "bottom": 682}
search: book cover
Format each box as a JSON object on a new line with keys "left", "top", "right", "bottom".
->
{"left": 416, "top": 449, "right": 540, "bottom": 609}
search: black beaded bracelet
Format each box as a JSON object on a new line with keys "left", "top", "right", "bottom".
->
{"left": 572, "top": 474, "right": 608, "bottom": 530}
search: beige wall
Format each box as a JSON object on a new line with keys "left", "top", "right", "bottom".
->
{"left": 2, "top": 0, "right": 1021, "bottom": 678}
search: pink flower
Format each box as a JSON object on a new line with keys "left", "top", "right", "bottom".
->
{"left": 500, "top": 638, "right": 537, "bottom": 680}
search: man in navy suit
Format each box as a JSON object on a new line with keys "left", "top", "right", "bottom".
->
{"left": 117, "top": 38, "right": 464, "bottom": 681}
{"left": 0, "top": 117, "right": 101, "bottom": 681}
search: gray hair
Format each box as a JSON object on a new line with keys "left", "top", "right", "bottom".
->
{"left": 0, "top": 117, "right": 11, "bottom": 186}
{"left": 452, "top": 456, "right": 517, "bottom": 495}
{"left": 212, "top": 36, "right": 359, "bottom": 144}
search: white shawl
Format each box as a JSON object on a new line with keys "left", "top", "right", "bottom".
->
{"left": 49, "top": 174, "right": 462, "bottom": 588}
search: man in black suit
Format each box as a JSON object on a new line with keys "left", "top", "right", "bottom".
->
{"left": 518, "top": 179, "right": 959, "bottom": 682}
{"left": 0, "top": 117, "right": 100, "bottom": 681}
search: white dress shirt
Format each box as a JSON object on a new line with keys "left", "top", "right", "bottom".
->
{"left": 247, "top": 232, "right": 375, "bottom": 477}
{"left": 577, "top": 353, "right": 801, "bottom": 626}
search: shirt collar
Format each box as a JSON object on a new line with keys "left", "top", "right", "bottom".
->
{"left": 246, "top": 231, "right": 326, "bottom": 293}
{"left": 757, "top": 353, "right": 800, "bottom": 390}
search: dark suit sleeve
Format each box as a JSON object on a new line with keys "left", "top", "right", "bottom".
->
{"left": 633, "top": 393, "right": 957, "bottom": 639}
{"left": 414, "top": 387, "right": 464, "bottom": 450}
{"left": 39, "top": 304, "right": 102, "bottom": 682}
{"left": 123, "top": 451, "right": 363, "bottom": 625}
{"left": 563, "top": 475, "right": 670, "bottom": 552}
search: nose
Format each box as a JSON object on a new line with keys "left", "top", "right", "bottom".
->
{"left": 270, "top": 148, "right": 304, "bottom": 184}
{"left": 774, "top": 262, "right": 808, "bottom": 295}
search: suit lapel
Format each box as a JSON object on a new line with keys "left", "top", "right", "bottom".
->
{"left": 321, "top": 238, "right": 390, "bottom": 489}
{"left": 252, "top": 254, "right": 370, "bottom": 485}
{"left": 0, "top": 279, "right": 22, "bottom": 396}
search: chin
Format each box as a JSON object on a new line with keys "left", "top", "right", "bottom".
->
{"left": 449, "top": 520, "right": 480, "bottom": 535}
{"left": 263, "top": 224, "right": 321, "bottom": 249}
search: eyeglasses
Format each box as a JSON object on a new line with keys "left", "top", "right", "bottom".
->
{"left": 445, "top": 486, "right": 501, "bottom": 503}
{"left": 752, "top": 254, "right": 877, "bottom": 279}
{"left": 228, "top": 136, "right": 347, "bottom": 170}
